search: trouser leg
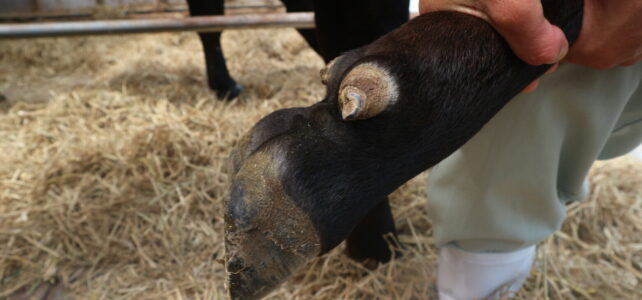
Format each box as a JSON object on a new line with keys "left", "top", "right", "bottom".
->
{"left": 427, "top": 63, "right": 642, "bottom": 253}
{"left": 427, "top": 63, "right": 642, "bottom": 299}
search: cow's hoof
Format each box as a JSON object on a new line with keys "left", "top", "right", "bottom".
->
{"left": 226, "top": 142, "right": 322, "bottom": 299}
{"left": 215, "top": 83, "right": 243, "bottom": 100}
{"left": 226, "top": 227, "right": 311, "bottom": 300}
{"left": 345, "top": 236, "right": 401, "bottom": 266}
{"left": 344, "top": 199, "right": 400, "bottom": 265}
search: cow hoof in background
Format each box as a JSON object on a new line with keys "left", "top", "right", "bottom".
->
{"left": 214, "top": 82, "right": 243, "bottom": 101}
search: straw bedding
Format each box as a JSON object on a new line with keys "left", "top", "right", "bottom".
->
{"left": 0, "top": 28, "right": 640, "bottom": 299}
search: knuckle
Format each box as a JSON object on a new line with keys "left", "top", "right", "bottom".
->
{"left": 489, "top": 10, "right": 523, "bottom": 27}
{"left": 527, "top": 47, "right": 561, "bottom": 65}
{"left": 486, "top": 0, "right": 533, "bottom": 27}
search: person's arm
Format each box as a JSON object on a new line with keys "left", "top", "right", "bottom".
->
{"left": 563, "top": 0, "right": 642, "bottom": 69}
{"left": 420, "top": 0, "right": 642, "bottom": 87}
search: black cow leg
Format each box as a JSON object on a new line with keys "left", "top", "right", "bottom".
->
{"left": 186, "top": 0, "right": 242, "bottom": 100}
{"left": 312, "top": 0, "right": 410, "bottom": 61}
{"left": 199, "top": 34, "right": 243, "bottom": 99}
{"left": 281, "top": 0, "right": 322, "bottom": 56}
{"left": 225, "top": 0, "right": 584, "bottom": 297}
{"left": 345, "top": 198, "right": 399, "bottom": 265}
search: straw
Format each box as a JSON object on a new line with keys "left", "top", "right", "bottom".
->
{"left": 1, "top": 29, "right": 640, "bottom": 299}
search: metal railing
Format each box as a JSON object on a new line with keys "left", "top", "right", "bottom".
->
{"left": 0, "top": 12, "right": 314, "bottom": 38}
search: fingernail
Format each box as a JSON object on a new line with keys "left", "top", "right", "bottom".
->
{"left": 551, "top": 42, "right": 568, "bottom": 64}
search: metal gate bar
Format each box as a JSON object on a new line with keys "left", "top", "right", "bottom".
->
{"left": 0, "top": 12, "right": 314, "bottom": 39}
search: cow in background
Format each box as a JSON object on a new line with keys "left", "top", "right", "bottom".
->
{"left": 185, "top": 0, "right": 410, "bottom": 99}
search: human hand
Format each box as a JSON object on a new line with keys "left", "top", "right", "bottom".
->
{"left": 419, "top": 0, "right": 568, "bottom": 66}
{"left": 419, "top": 0, "right": 568, "bottom": 93}
{"left": 563, "top": 0, "right": 642, "bottom": 69}
{"left": 419, "top": 0, "right": 642, "bottom": 93}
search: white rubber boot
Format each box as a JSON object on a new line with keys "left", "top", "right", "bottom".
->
{"left": 437, "top": 245, "right": 536, "bottom": 300}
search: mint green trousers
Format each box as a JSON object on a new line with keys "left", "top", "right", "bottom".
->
{"left": 426, "top": 63, "right": 642, "bottom": 252}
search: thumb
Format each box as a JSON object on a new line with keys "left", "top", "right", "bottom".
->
{"left": 420, "top": 0, "right": 569, "bottom": 65}
{"left": 486, "top": 0, "right": 569, "bottom": 65}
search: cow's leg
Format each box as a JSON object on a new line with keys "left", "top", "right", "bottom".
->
{"left": 225, "top": 1, "right": 584, "bottom": 298}
{"left": 345, "top": 197, "right": 398, "bottom": 264}
{"left": 281, "top": 0, "right": 322, "bottom": 55}
{"left": 312, "top": 0, "right": 410, "bottom": 61}
{"left": 186, "top": 0, "right": 242, "bottom": 100}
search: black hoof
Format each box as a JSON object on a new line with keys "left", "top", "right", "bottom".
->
{"left": 345, "top": 199, "right": 401, "bottom": 266}
{"left": 215, "top": 83, "right": 243, "bottom": 100}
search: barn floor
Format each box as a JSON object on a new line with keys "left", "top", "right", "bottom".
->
{"left": 0, "top": 29, "right": 641, "bottom": 299}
